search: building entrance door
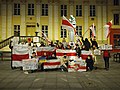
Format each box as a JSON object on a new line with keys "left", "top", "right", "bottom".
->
{"left": 26, "top": 25, "right": 36, "bottom": 36}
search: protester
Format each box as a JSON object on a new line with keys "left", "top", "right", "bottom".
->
{"left": 103, "top": 49, "right": 110, "bottom": 70}
{"left": 86, "top": 55, "right": 94, "bottom": 71}
{"left": 59, "top": 42, "right": 64, "bottom": 49}
{"left": 31, "top": 52, "right": 37, "bottom": 59}
{"left": 90, "top": 37, "right": 98, "bottom": 49}
{"left": 38, "top": 53, "right": 47, "bottom": 71}
{"left": 75, "top": 44, "right": 81, "bottom": 58}
{"left": 60, "top": 53, "right": 69, "bottom": 72}
{"left": 81, "top": 45, "right": 86, "bottom": 50}
{"left": 49, "top": 41, "right": 55, "bottom": 47}
{"left": 66, "top": 44, "right": 71, "bottom": 49}
{"left": 62, "top": 38, "right": 67, "bottom": 48}
{"left": 81, "top": 37, "right": 91, "bottom": 51}
{"left": 48, "top": 53, "right": 57, "bottom": 59}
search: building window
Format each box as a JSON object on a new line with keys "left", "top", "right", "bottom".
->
{"left": 76, "top": 5, "right": 82, "bottom": 17}
{"left": 42, "top": 4, "right": 48, "bottom": 16}
{"left": 76, "top": 26, "right": 82, "bottom": 36}
{"left": 114, "top": 14, "right": 119, "bottom": 25}
{"left": 14, "top": 3, "right": 20, "bottom": 15}
{"left": 90, "top": 5, "right": 95, "bottom": 17}
{"left": 28, "top": 4, "right": 34, "bottom": 15}
{"left": 14, "top": 25, "right": 20, "bottom": 36}
{"left": 90, "top": 26, "right": 96, "bottom": 38}
{"left": 113, "top": 34, "right": 120, "bottom": 49}
{"left": 61, "top": 5, "right": 67, "bottom": 16}
{"left": 42, "top": 25, "right": 48, "bottom": 37}
{"left": 61, "top": 26, "right": 67, "bottom": 38}
{"left": 114, "top": 0, "right": 119, "bottom": 6}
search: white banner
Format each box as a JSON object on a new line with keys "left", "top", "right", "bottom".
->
{"left": 22, "top": 59, "right": 38, "bottom": 70}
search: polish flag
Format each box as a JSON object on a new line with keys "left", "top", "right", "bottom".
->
{"left": 90, "top": 23, "right": 96, "bottom": 37}
{"left": 62, "top": 16, "right": 76, "bottom": 34}
{"left": 104, "top": 20, "right": 112, "bottom": 38}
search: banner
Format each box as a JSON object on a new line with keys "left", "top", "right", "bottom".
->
{"left": 37, "top": 47, "right": 56, "bottom": 56}
{"left": 12, "top": 45, "right": 29, "bottom": 67}
{"left": 44, "top": 59, "right": 61, "bottom": 69}
{"left": 22, "top": 59, "right": 38, "bottom": 70}
{"left": 68, "top": 50, "right": 92, "bottom": 72}
{"left": 99, "top": 44, "right": 112, "bottom": 50}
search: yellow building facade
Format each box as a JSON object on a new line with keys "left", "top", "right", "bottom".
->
{"left": 0, "top": 0, "right": 120, "bottom": 44}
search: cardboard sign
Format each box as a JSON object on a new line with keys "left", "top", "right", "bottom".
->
{"left": 22, "top": 59, "right": 38, "bottom": 70}
{"left": 99, "top": 45, "right": 112, "bottom": 50}
{"left": 33, "top": 37, "right": 39, "bottom": 42}
{"left": 94, "top": 49, "right": 101, "bottom": 55}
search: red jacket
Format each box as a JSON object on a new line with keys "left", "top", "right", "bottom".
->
{"left": 103, "top": 50, "right": 110, "bottom": 57}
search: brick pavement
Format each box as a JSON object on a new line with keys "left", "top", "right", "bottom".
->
{"left": 0, "top": 55, "right": 120, "bottom": 90}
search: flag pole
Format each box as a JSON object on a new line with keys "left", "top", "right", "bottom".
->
{"left": 83, "top": 28, "right": 89, "bottom": 37}
{"left": 37, "top": 23, "right": 51, "bottom": 44}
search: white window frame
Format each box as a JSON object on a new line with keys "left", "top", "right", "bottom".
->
{"left": 42, "top": 25, "right": 48, "bottom": 37}
{"left": 42, "top": 4, "right": 48, "bottom": 16}
{"left": 61, "top": 26, "right": 67, "bottom": 38}
{"left": 28, "top": 3, "right": 34, "bottom": 15}
{"left": 14, "top": 3, "right": 20, "bottom": 15}
{"left": 90, "top": 5, "right": 96, "bottom": 17}
{"left": 14, "top": 25, "right": 20, "bottom": 36}
{"left": 76, "top": 26, "right": 82, "bottom": 36}
{"left": 76, "top": 5, "right": 82, "bottom": 17}
{"left": 61, "top": 5, "right": 67, "bottom": 16}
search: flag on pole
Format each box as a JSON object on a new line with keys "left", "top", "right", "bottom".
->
{"left": 42, "top": 32, "right": 51, "bottom": 44}
{"left": 90, "top": 23, "right": 96, "bottom": 37}
{"left": 62, "top": 16, "right": 76, "bottom": 34}
{"left": 104, "top": 20, "right": 112, "bottom": 38}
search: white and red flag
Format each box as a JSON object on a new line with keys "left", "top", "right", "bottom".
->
{"left": 62, "top": 16, "right": 76, "bottom": 34}
{"left": 104, "top": 20, "right": 112, "bottom": 38}
{"left": 12, "top": 45, "right": 29, "bottom": 67}
{"left": 90, "top": 23, "right": 96, "bottom": 37}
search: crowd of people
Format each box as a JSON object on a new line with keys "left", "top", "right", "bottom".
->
{"left": 9, "top": 36, "right": 111, "bottom": 73}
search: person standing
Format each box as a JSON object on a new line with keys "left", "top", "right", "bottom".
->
{"left": 90, "top": 37, "right": 98, "bottom": 49}
{"left": 75, "top": 44, "right": 81, "bottom": 58}
{"left": 103, "top": 49, "right": 110, "bottom": 70}
{"left": 81, "top": 37, "right": 91, "bottom": 51}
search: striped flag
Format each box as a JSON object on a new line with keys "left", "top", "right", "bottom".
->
{"left": 62, "top": 16, "right": 76, "bottom": 34}
{"left": 12, "top": 45, "right": 29, "bottom": 67}
{"left": 104, "top": 20, "right": 112, "bottom": 38}
{"left": 90, "top": 23, "right": 96, "bottom": 37}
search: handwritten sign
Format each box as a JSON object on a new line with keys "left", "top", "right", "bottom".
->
{"left": 22, "top": 59, "right": 38, "bottom": 70}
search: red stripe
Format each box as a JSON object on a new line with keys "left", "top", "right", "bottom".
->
{"left": 12, "top": 54, "right": 29, "bottom": 61}
{"left": 81, "top": 54, "right": 92, "bottom": 60}
{"left": 44, "top": 62, "right": 60, "bottom": 65}
{"left": 62, "top": 20, "right": 74, "bottom": 28}
{"left": 68, "top": 65, "right": 86, "bottom": 69}
{"left": 37, "top": 51, "right": 55, "bottom": 56}
{"left": 56, "top": 53, "right": 76, "bottom": 56}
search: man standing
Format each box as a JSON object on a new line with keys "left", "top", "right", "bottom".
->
{"left": 103, "top": 49, "right": 110, "bottom": 70}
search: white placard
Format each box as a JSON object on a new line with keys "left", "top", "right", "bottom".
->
{"left": 33, "top": 37, "right": 39, "bottom": 42}
{"left": 22, "top": 59, "right": 38, "bottom": 70}
{"left": 99, "top": 45, "right": 112, "bottom": 50}
{"left": 94, "top": 49, "right": 101, "bottom": 55}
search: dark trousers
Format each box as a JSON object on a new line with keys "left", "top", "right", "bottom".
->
{"left": 86, "top": 64, "right": 93, "bottom": 71}
{"left": 104, "top": 57, "right": 109, "bottom": 69}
